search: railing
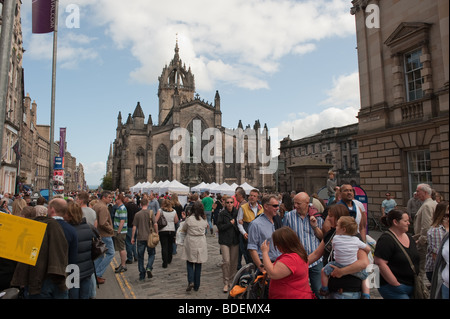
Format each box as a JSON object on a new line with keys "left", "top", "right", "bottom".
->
{"left": 401, "top": 100, "right": 423, "bottom": 121}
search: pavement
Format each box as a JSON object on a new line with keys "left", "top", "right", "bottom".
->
{"left": 95, "top": 228, "right": 384, "bottom": 300}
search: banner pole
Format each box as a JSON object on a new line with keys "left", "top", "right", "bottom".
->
{"left": 48, "top": 0, "right": 59, "bottom": 201}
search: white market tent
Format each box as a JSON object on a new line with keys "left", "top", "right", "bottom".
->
{"left": 159, "top": 180, "right": 190, "bottom": 194}
{"left": 130, "top": 182, "right": 143, "bottom": 193}
{"left": 240, "top": 182, "right": 257, "bottom": 194}
{"left": 209, "top": 182, "right": 235, "bottom": 195}
{"left": 141, "top": 181, "right": 156, "bottom": 194}
{"left": 191, "top": 182, "right": 209, "bottom": 193}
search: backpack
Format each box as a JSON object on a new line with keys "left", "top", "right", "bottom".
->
{"left": 308, "top": 197, "right": 323, "bottom": 219}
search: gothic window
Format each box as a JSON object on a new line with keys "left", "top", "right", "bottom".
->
{"left": 135, "top": 148, "right": 145, "bottom": 178}
{"left": 155, "top": 144, "right": 169, "bottom": 180}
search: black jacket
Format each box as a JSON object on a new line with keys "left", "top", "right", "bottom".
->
{"left": 72, "top": 219, "right": 95, "bottom": 280}
{"left": 216, "top": 207, "right": 240, "bottom": 246}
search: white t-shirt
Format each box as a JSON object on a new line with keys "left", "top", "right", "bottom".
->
{"left": 332, "top": 234, "right": 368, "bottom": 266}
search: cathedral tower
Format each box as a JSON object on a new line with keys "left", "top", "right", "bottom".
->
{"left": 157, "top": 41, "right": 195, "bottom": 125}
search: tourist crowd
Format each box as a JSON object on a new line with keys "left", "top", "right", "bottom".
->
{"left": 0, "top": 179, "right": 448, "bottom": 300}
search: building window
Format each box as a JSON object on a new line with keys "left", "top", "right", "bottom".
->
{"left": 407, "top": 149, "right": 432, "bottom": 195}
{"left": 155, "top": 144, "right": 169, "bottom": 180}
{"left": 352, "top": 154, "right": 359, "bottom": 170}
{"left": 135, "top": 148, "right": 145, "bottom": 178}
{"left": 404, "top": 48, "right": 424, "bottom": 101}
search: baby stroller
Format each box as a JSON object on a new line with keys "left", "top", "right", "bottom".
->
{"left": 228, "top": 263, "right": 268, "bottom": 299}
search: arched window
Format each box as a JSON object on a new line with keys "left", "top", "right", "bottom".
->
{"left": 135, "top": 147, "right": 145, "bottom": 178}
{"left": 155, "top": 144, "right": 169, "bottom": 180}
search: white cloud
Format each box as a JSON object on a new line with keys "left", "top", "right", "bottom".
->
{"left": 320, "top": 71, "right": 360, "bottom": 108}
{"left": 21, "top": 0, "right": 355, "bottom": 88}
{"left": 83, "top": 161, "right": 106, "bottom": 186}
{"left": 83, "top": 0, "right": 355, "bottom": 91}
{"left": 273, "top": 70, "right": 360, "bottom": 154}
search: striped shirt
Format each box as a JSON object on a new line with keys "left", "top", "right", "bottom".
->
{"left": 282, "top": 209, "right": 324, "bottom": 267}
{"left": 114, "top": 204, "right": 128, "bottom": 234}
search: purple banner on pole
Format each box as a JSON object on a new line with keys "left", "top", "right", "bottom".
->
{"left": 32, "top": 0, "right": 57, "bottom": 34}
{"left": 59, "top": 127, "right": 66, "bottom": 157}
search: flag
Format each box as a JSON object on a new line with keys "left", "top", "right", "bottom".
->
{"left": 32, "top": 0, "right": 57, "bottom": 34}
{"left": 59, "top": 127, "right": 66, "bottom": 157}
{"left": 12, "top": 141, "right": 21, "bottom": 160}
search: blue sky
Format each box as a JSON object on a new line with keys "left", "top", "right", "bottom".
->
{"left": 20, "top": 0, "right": 361, "bottom": 187}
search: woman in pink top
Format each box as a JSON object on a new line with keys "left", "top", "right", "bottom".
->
{"left": 261, "top": 226, "right": 315, "bottom": 299}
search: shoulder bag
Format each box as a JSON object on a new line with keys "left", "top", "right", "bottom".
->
{"left": 386, "top": 230, "right": 429, "bottom": 299}
{"left": 157, "top": 209, "right": 168, "bottom": 230}
{"left": 91, "top": 226, "right": 108, "bottom": 260}
{"left": 147, "top": 210, "right": 159, "bottom": 248}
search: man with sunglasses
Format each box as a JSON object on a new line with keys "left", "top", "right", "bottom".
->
{"left": 247, "top": 194, "right": 282, "bottom": 273}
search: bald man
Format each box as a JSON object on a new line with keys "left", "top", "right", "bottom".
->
{"left": 283, "top": 192, "right": 324, "bottom": 297}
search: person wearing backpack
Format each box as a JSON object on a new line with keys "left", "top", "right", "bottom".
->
{"left": 283, "top": 192, "right": 324, "bottom": 298}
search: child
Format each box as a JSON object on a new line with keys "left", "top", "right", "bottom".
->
{"left": 326, "top": 170, "right": 337, "bottom": 205}
{"left": 320, "top": 216, "right": 372, "bottom": 299}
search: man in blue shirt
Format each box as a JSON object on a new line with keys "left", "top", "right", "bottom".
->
{"left": 381, "top": 192, "right": 397, "bottom": 215}
{"left": 247, "top": 194, "right": 281, "bottom": 273}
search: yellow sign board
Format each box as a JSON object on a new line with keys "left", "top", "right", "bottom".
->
{"left": 0, "top": 213, "right": 47, "bottom": 266}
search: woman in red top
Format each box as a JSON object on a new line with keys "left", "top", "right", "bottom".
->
{"left": 261, "top": 226, "right": 315, "bottom": 299}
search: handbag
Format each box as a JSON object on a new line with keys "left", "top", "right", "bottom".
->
{"left": 386, "top": 230, "right": 429, "bottom": 299}
{"left": 147, "top": 209, "right": 160, "bottom": 248}
{"left": 157, "top": 209, "right": 168, "bottom": 229}
{"left": 175, "top": 221, "right": 186, "bottom": 245}
{"left": 91, "top": 226, "right": 108, "bottom": 260}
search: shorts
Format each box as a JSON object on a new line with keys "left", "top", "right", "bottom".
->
{"left": 113, "top": 232, "right": 126, "bottom": 251}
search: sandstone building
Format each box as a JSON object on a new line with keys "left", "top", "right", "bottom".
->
{"left": 278, "top": 123, "right": 360, "bottom": 194}
{"left": 351, "top": 0, "right": 449, "bottom": 213}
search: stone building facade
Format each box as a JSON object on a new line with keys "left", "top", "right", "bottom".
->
{"left": 350, "top": 0, "right": 449, "bottom": 214}
{"left": 111, "top": 43, "right": 273, "bottom": 191}
{"left": 20, "top": 96, "right": 86, "bottom": 193}
{"left": 278, "top": 123, "right": 360, "bottom": 194}
{"left": 0, "top": 0, "right": 24, "bottom": 194}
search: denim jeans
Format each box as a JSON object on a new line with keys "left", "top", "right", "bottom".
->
{"left": 126, "top": 227, "right": 137, "bottom": 262}
{"left": 309, "top": 261, "right": 323, "bottom": 298}
{"left": 205, "top": 211, "right": 213, "bottom": 233}
{"left": 323, "top": 261, "right": 368, "bottom": 280}
{"left": 187, "top": 261, "right": 202, "bottom": 290}
{"left": 26, "top": 278, "right": 68, "bottom": 299}
{"left": 137, "top": 240, "right": 156, "bottom": 280}
{"left": 94, "top": 236, "right": 115, "bottom": 277}
{"left": 442, "top": 284, "right": 449, "bottom": 299}
{"left": 329, "top": 291, "right": 361, "bottom": 299}
{"left": 68, "top": 276, "right": 93, "bottom": 299}
{"left": 378, "top": 283, "right": 413, "bottom": 299}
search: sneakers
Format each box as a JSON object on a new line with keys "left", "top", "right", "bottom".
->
{"left": 147, "top": 269, "right": 153, "bottom": 278}
{"left": 115, "top": 265, "right": 127, "bottom": 273}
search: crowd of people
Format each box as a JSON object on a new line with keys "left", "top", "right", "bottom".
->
{"left": 0, "top": 180, "right": 448, "bottom": 300}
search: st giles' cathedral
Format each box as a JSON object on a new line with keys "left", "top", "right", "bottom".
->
{"left": 108, "top": 42, "right": 274, "bottom": 191}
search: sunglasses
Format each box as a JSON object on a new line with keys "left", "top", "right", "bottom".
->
{"left": 269, "top": 204, "right": 279, "bottom": 208}
{"left": 226, "top": 201, "right": 234, "bottom": 204}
